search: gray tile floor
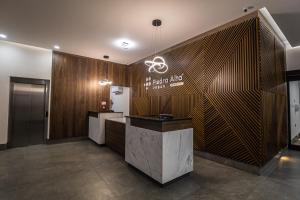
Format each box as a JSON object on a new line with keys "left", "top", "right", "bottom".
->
{"left": 0, "top": 140, "right": 299, "bottom": 200}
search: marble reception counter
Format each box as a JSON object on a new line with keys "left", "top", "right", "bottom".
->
{"left": 125, "top": 116, "right": 193, "bottom": 184}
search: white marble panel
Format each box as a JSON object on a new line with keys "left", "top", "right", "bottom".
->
{"left": 125, "top": 119, "right": 163, "bottom": 182}
{"left": 162, "top": 129, "right": 193, "bottom": 183}
{"left": 125, "top": 118, "right": 193, "bottom": 184}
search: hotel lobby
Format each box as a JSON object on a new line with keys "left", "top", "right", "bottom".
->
{"left": 1, "top": 0, "right": 300, "bottom": 199}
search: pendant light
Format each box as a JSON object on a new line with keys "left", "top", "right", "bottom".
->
{"left": 145, "top": 19, "right": 168, "bottom": 74}
{"left": 99, "top": 62, "right": 112, "bottom": 86}
{"left": 98, "top": 79, "right": 112, "bottom": 86}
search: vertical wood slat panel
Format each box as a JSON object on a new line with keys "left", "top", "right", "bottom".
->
{"left": 259, "top": 18, "right": 288, "bottom": 164}
{"left": 50, "top": 52, "right": 129, "bottom": 140}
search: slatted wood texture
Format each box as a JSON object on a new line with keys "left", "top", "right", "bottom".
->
{"left": 129, "top": 15, "right": 287, "bottom": 167}
{"left": 259, "top": 18, "right": 288, "bottom": 164}
{"left": 50, "top": 52, "right": 129, "bottom": 140}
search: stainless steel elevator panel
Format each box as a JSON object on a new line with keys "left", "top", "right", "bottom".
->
{"left": 11, "top": 83, "right": 46, "bottom": 147}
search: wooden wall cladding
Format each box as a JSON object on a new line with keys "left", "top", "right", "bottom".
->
{"left": 259, "top": 18, "right": 288, "bottom": 164}
{"left": 129, "top": 14, "right": 287, "bottom": 167}
{"left": 50, "top": 52, "right": 128, "bottom": 140}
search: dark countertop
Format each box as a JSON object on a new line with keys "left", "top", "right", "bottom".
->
{"left": 88, "top": 111, "right": 123, "bottom": 117}
{"left": 125, "top": 115, "right": 192, "bottom": 122}
{"left": 89, "top": 111, "right": 123, "bottom": 114}
{"left": 126, "top": 115, "right": 193, "bottom": 132}
{"left": 106, "top": 117, "right": 126, "bottom": 124}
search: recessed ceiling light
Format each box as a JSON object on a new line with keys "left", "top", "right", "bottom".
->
{"left": 113, "top": 38, "right": 137, "bottom": 50}
{"left": 0, "top": 34, "right": 7, "bottom": 39}
{"left": 53, "top": 45, "right": 60, "bottom": 50}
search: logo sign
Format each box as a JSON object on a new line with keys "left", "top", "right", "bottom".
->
{"left": 144, "top": 73, "right": 184, "bottom": 90}
{"left": 145, "top": 56, "right": 168, "bottom": 74}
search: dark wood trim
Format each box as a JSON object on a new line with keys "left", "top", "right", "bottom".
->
{"left": 162, "top": 120, "right": 193, "bottom": 132}
{"left": 131, "top": 118, "right": 162, "bottom": 132}
{"left": 7, "top": 77, "right": 50, "bottom": 148}
{"left": 127, "top": 115, "right": 192, "bottom": 122}
{"left": 130, "top": 118, "right": 193, "bottom": 132}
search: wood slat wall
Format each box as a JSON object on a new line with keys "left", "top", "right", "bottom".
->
{"left": 50, "top": 52, "right": 129, "bottom": 140}
{"left": 259, "top": 17, "right": 288, "bottom": 164}
{"left": 129, "top": 14, "right": 287, "bottom": 167}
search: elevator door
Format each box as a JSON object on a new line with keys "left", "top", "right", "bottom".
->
{"left": 10, "top": 83, "right": 46, "bottom": 147}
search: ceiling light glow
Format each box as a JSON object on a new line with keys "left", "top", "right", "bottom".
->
{"left": 0, "top": 34, "right": 7, "bottom": 39}
{"left": 54, "top": 45, "right": 60, "bottom": 50}
{"left": 113, "top": 38, "right": 136, "bottom": 50}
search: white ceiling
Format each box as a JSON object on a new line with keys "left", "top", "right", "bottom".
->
{"left": 0, "top": 0, "right": 299, "bottom": 65}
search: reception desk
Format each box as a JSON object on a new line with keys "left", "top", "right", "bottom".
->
{"left": 88, "top": 111, "right": 123, "bottom": 145}
{"left": 125, "top": 116, "right": 193, "bottom": 184}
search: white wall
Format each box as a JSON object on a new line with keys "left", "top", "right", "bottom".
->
{"left": 289, "top": 81, "right": 300, "bottom": 140}
{"left": 0, "top": 41, "right": 52, "bottom": 144}
{"left": 110, "top": 86, "right": 130, "bottom": 116}
{"left": 287, "top": 47, "right": 300, "bottom": 71}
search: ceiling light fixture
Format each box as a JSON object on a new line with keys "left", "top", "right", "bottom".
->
{"left": 113, "top": 38, "right": 136, "bottom": 50}
{"left": 0, "top": 34, "right": 7, "bottom": 39}
{"left": 145, "top": 19, "right": 168, "bottom": 74}
{"left": 54, "top": 45, "right": 60, "bottom": 50}
{"left": 121, "top": 42, "right": 129, "bottom": 49}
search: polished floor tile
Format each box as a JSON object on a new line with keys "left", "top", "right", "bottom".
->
{"left": 0, "top": 141, "right": 299, "bottom": 200}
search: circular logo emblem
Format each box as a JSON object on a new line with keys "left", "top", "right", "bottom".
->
{"left": 145, "top": 56, "right": 168, "bottom": 74}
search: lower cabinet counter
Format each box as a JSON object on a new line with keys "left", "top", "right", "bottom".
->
{"left": 105, "top": 118, "right": 126, "bottom": 157}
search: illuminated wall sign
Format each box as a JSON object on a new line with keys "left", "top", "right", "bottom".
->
{"left": 144, "top": 73, "right": 184, "bottom": 90}
{"left": 145, "top": 56, "right": 169, "bottom": 74}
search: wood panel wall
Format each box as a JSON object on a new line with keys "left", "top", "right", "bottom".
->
{"left": 259, "top": 16, "right": 288, "bottom": 164}
{"left": 129, "top": 13, "right": 287, "bottom": 167}
{"left": 50, "top": 52, "right": 129, "bottom": 140}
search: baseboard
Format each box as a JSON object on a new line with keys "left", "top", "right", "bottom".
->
{"left": 194, "top": 149, "right": 287, "bottom": 176}
{"left": 0, "top": 143, "right": 7, "bottom": 151}
{"left": 46, "top": 136, "right": 88, "bottom": 144}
